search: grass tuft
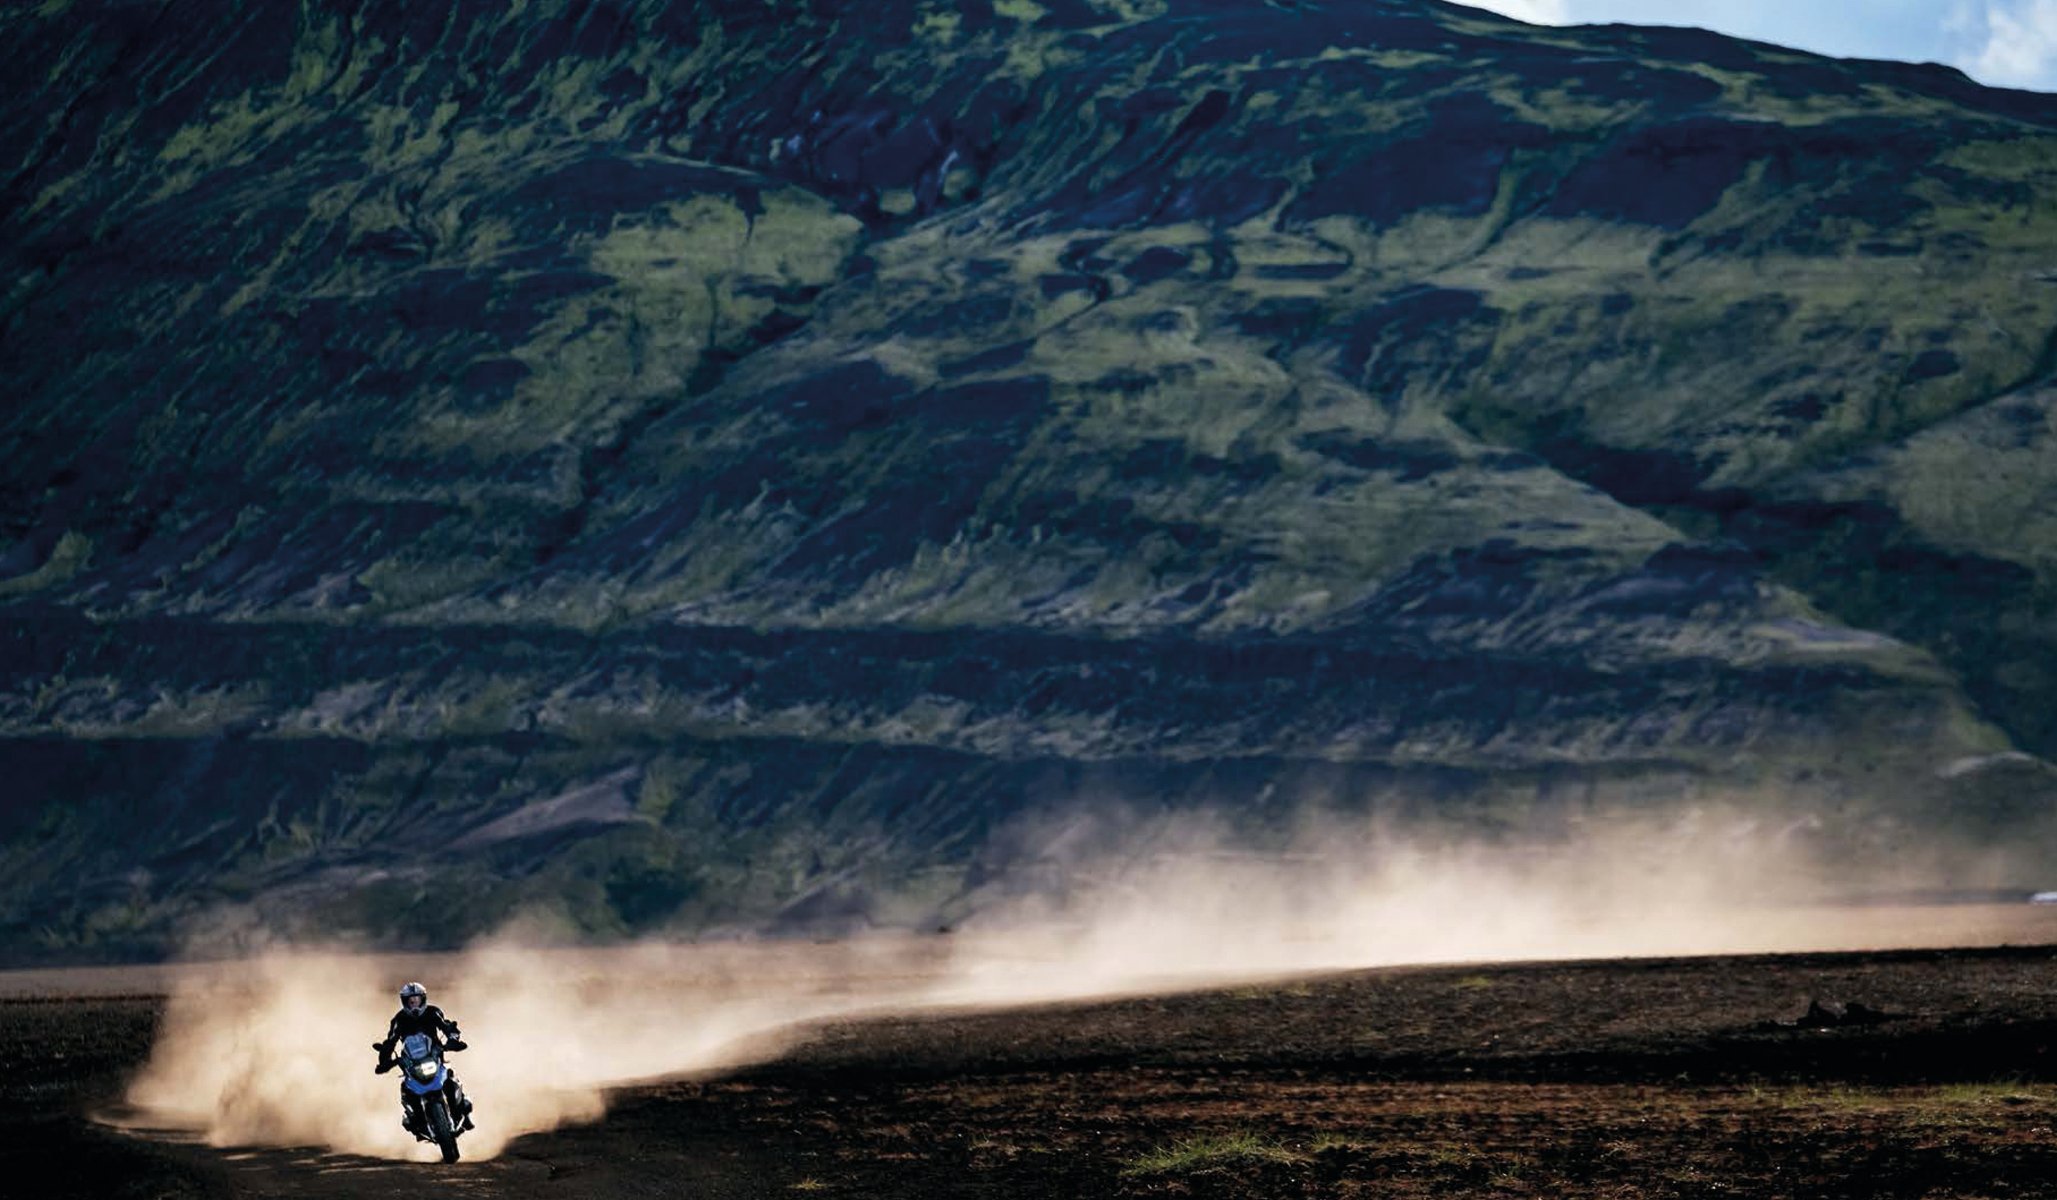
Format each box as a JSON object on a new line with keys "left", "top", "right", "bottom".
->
{"left": 1932, "top": 1080, "right": 2050, "bottom": 1107}
{"left": 1122, "top": 1131, "right": 1307, "bottom": 1176}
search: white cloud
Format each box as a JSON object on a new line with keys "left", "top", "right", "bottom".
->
{"left": 1451, "top": 0, "right": 1573, "bottom": 25}
{"left": 1454, "top": 0, "right": 2057, "bottom": 90}
{"left": 1958, "top": 0, "right": 2057, "bottom": 88}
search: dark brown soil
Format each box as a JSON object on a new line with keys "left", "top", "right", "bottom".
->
{"left": 10, "top": 945, "right": 2057, "bottom": 1197}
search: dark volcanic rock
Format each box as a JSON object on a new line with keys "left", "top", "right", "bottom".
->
{"left": 4, "top": 0, "right": 2057, "bottom": 959}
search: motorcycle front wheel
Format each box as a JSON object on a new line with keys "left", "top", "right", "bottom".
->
{"left": 427, "top": 1097, "right": 460, "bottom": 1163}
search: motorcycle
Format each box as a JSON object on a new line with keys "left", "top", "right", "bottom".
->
{"left": 375, "top": 1032, "right": 473, "bottom": 1162}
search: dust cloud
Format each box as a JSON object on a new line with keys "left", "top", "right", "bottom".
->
{"left": 121, "top": 808, "right": 2057, "bottom": 1161}
{"left": 122, "top": 935, "right": 947, "bottom": 1159}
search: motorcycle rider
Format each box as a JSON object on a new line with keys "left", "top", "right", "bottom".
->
{"left": 373, "top": 981, "right": 474, "bottom": 1134}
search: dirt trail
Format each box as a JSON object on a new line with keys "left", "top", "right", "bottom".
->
{"left": 9, "top": 941, "right": 2057, "bottom": 1197}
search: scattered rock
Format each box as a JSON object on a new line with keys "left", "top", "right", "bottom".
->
{"left": 1769, "top": 998, "right": 1899, "bottom": 1031}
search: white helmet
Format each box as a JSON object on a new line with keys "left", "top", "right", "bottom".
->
{"left": 399, "top": 981, "right": 428, "bottom": 1011}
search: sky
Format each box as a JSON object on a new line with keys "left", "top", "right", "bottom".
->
{"left": 1456, "top": 1, "right": 2057, "bottom": 91}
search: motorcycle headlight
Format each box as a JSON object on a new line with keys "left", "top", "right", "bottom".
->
{"left": 414, "top": 1061, "right": 439, "bottom": 1078}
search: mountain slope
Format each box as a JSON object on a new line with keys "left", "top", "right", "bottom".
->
{"left": 4, "top": 0, "right": 2057, "bottom": 960}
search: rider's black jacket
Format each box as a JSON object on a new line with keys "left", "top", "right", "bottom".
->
{"left": 379, "top": 1003, "right": 462, "bottom": 1055}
